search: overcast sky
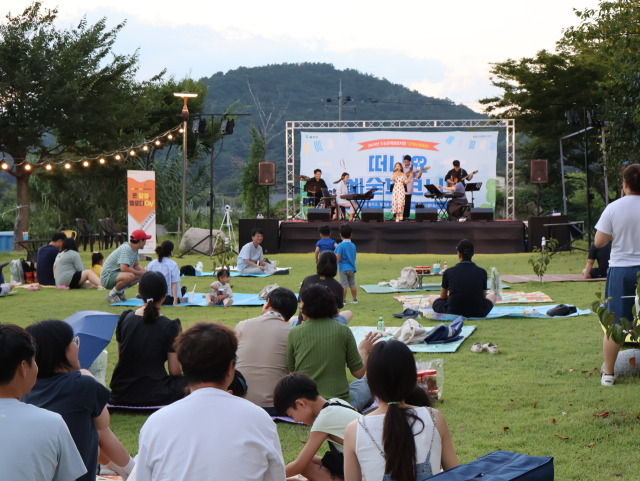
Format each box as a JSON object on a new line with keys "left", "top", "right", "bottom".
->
{"left": 5, "top": 0, "right": 600, "bottom": 112}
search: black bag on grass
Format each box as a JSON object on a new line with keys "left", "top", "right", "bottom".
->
{"left": 546, "top": 304, "right": 577, "bottom": 317}
{"left": 180, "top": 265, "right": 196, "bottom": 277}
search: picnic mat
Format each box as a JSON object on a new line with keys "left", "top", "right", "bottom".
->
{"left": 182, "top": 267, "right": 292, "bottom": 278}
{"left": 348, "top": 325, "right": 476, "bottom": 353}
{"left": 110, "top": 293, "right": 268, "bottom": 307}
{"left": 360, "top": 282, "right": 511, "bottom": 294}
{"left": 273, "top": 399, "right": 380, "bottom": 424}
{"left": 501, "top": 274, "right": 606, "bottom": 284}
{"left": 394, "top": 291, "right": 554, "bottom": 307}
{"left": 419, "top": 304, "right": 591, "bottom": 320}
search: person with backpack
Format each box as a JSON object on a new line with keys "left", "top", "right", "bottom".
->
{"left": 343, "top": 340, "right": 458, "bottom": 481}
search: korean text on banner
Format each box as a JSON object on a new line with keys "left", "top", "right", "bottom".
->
{"left": 127, "top": 170, "right": 156, "bottom": 253}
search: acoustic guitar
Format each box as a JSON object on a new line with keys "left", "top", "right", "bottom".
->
{"left": 447, "top": 170, "right": 478, "bottom": 186}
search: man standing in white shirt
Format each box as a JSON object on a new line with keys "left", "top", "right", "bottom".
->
{"left": 237, "top": 228, "right": 269, "bottom": 275}
{"left": 0, "top": 324, "right": 87, "bottom": 481}
{"left": 402, "top": 155, "right": 429, "bottom": 220}
{"left": 135, "top": 322, "right": 286, "bottom": 481}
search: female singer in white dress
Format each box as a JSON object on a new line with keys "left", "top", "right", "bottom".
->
{"left": 335, "top": 172, "right": 357, "bottom": 221}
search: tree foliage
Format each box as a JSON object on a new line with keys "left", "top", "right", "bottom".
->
{"left": 241, "top": 124, "right": 268, "bottom": 218}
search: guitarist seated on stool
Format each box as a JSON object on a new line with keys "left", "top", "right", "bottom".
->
{"left": 445, "top": 160, "right": 477, "bottom": 186}
{"left": 402, "top": 155, "right": 431, "bottom": 221}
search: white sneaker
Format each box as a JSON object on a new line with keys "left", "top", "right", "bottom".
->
{"left": 470, "top": 342, "right": 483, "bottom": 353}
{"left": 117, "top": 292, "right": 127, "bottom": 302}
{"left": 482, "top": 342, "right": 498, "bottom": 354}
{"left": 351, "top": 299, "right": 359, "bottom": 305}
{"left": 105, "top": 293, "right": 121, "bottom": 304}
{"left": 601, "top": 374, "right": 615, "bottom": 386}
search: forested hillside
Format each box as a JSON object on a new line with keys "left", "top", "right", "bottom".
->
{"left": 199, "top": 63, "right": 485, "bottom": 196}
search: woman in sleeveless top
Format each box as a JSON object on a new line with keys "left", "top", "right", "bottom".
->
{"left": 391, "top": 162, "right": 411, "bottom": 222}
{"left": 343, "top": 340, "right": 458, "bottom": 481}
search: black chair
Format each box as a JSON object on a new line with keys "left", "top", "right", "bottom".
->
{"left": 75, "top": 218, "right": 101, "bottom": 251}
{"left": 98, "top": 219, "right": 117, "bottom": 249}
{"left": 106, "top": 218, "right": 127, "bottom": 245}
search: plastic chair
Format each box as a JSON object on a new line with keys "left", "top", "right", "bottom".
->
{"left": 98, "top": 219, "right": 116, "bottom": 249}
{"left": 61, "top": 230, "right": 77, "bottom": 240}
{"left": 75, "top": 218, "right": 101, "bottom": 251}
{"left": 106, "top": 218, "right": 127, "bottom": 244}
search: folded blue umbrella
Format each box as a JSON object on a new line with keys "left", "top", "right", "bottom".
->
{"left": 64, "top": 310, "right": 119, "bottom": 369}
{"left": 424, "top": 316, "right": 464, "bottom": 344}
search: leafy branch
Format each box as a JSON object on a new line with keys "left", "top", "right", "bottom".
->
{"left": 528, "top": 238, "right": 558, "bottom": 281}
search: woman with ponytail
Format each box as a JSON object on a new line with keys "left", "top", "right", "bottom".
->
{"left": 147, "top": 240, "right": 187, "bottom": 306}
{"left": 108, "top": 271, "right": 187, "bottom": 407}
{"left": 343, "top": 340, "right": 458, "bottom": 481}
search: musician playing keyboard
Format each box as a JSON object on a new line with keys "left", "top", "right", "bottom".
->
{"left": 437, "top": 171, "right": 470, "bottom": 221}
{"left": 444, "top": 160, "right": 474, "bottom": 186}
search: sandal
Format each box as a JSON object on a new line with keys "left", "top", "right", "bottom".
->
{"left": 482, "top": 342, "right": 499, "bottom": 354}
{"left": 470, "top": 342, "right": 483, "bottom": 353}
{"left": 601, "top": 373, "right": 615, "bottom": 386}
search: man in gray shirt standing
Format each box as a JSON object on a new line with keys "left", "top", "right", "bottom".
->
{"left": 237, "top": 228, "right": 269, "bottom": 275}
{"left": 0, "top": 324, "right": 86, "bottom": 481}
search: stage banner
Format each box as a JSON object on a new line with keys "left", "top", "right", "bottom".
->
{"left": 299, "top": 131, "right": 499, "bottom": 211}
{"left": 127, "top": 170, "right": 156, "bottom": 254}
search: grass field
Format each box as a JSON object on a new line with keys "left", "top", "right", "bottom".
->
{"left": 1, "top": 244, "right": 639, "bottom": 480}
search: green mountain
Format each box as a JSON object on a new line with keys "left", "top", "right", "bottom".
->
{"left": 199, "top": 63, "right": 485, "bottom": 196}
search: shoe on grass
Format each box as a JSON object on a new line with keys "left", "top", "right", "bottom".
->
{"left": 117, "top": 292, "right": 127, "bottom": 302}
{"left": 470, "top": 342, "right": 483, "bottom": 353}
{"left": 482, "top": 342, "right": 498, "bottom": 354}
{"left": 351, "top": 299, "right": 359, "bottom": 305}
{"left": 601, "top": 374, "right": 615, "bottom": 386}
{"left": 224, "top": 299, "right": 233, "bottom": 309}
{"left": 105, "top": 293, "right": 121, "bottom": 304}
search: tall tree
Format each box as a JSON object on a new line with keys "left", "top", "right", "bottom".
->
{"left": 241, "top": 124, "right": 268, "bottom": 218}
{"left": 0, "top": 3, "right": 152, "bottom": 247}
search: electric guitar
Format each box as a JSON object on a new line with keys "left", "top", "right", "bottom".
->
{"left": 447, "top": 170, "right": 478, "bottom": 186}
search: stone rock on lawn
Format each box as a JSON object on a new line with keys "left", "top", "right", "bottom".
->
{"left": 179, "top": 228, "right": 225, "bottom": 252}
{"left": 601, "top": 349, "right": 640, "bottom": 378}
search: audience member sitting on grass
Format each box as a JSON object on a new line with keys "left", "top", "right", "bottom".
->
{"left": 316, "top": 224, "right": 337, "bottom": 262}
{"left": 0, "top": 324, "right": 87, "bottom": 481}
{"left": 108, "top": 271, "right": 187, "bottom": 407}
{"left": 146, "top": 240, "right": 187, "bottom": 306}
{"left": 0, "top": 281, "right": 16, "bottom": 297}
{"left": 582, "top": 240, "right": 611, "bottom": 280}
{"left": 134, "top": 322, "right": 286, "bottom": 481}
{"left": 91, "top": 251, "right": 104, "bottom": 277}
{"left": 206, "top": 268, "right": 234, "bottom": 308}
{"left": 287, "top": 283, "right": 381, "bottom": 412}
{"left": 35, "top": 232, "right": 67, "bottom": 286}
{"left": 53, "top": 238, "right": 103, "bottom": 289}
{"left": 427, "top": 239, "right": 496, "bottom": 318}
{"left": 235, "top": 286, "right": 298, "bottom": 415}
{"left": 237, "top": 228, "right": 269, "bottom": 275}
{"left": 102, "top": 229, "right": 150, "bottom": 304}
{"left": 23, "top": 320, "right": 135, "bottom": 481}
{"left": 293, "top": 251, "right": 353, "bottom": 326}
{"left": 343, "top": 340, "right": 459, "bottom": 481}
{"left": 274, "top": 372, "right": 362, "bottom": 481}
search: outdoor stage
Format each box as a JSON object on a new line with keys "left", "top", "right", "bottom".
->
{"left": 279, "top": 220, "right": 526, "bottom": 254}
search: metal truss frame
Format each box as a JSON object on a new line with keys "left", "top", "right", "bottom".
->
{"left": 285, "top": 119, "right": 516, "bottom": 220}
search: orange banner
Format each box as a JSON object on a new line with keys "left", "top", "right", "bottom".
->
{"left": 128, "top": 178, "right": 156, "bottom": 224}
{"left": 358, "top": 139, "right": 439, "bottom": 151}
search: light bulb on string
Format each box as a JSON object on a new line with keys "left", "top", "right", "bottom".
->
{"left": 129, "top": 149, "right": 136, "bottom": 157}
{"left": 155, "top": 140, "right": 161, "bottom": 146}
{"left": 83, "top": 160, "right": 89, "bottom": 167}
{"left": 99, "top": 158, "right": 106, "bottom": 164}
{"left": 142, "top": 145, "right": 149, "bottom": 151}
{"left": 24, "top": 164, "right": 32, "bottom": 171}
{"left": 115, "top": 154, "right": 121, "bottom": 161}
{"left": 65, "top": 163, "right": 71, "bottom": 169}
{"left": 179, "top": 128, "right": 184, "bottom": 133}
{"left": 1, "top": 161, "right": 8, "bottom": 170}
{"left": 167, "top": 134, "right": 173, "bottom": 140}
{"left": 45, "top": 163, "right": 52, "bottom": 171}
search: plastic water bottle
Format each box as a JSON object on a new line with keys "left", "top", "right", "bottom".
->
{"left": 378, "top": 316, "right": 385, "bottom": 331}
{"left": 443, "top": 261, "right": 448, "bottom": 271}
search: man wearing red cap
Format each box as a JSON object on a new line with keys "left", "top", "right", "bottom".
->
{"left": 101, "top": 229, "right": 150, "bottom": 304}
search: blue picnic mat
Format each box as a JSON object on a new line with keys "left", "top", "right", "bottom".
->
{"left": 182, "top": 268, "right": 291, "bottom": 278}
{"left": 349, "top": 325, "right": 476, "bottom": 353}
{"left": 361, "top": 282, "right": 510, "bottom": 294}
{"left": 419, "top": 304, "right": 591, "bottom": 320}
{"left": 110, "top": 293, "right": 268, "bottom": 307}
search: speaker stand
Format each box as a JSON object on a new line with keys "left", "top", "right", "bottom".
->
{"left": 536, "top": 184, "right": 541, "bottom": 215}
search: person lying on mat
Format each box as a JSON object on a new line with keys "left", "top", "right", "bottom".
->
{"left": 582, "top": 240, "right": 611, "bottom": 279}
{"left": 23, "top": 320, "right": 136, "bottom": 481}
{"left": 292, "top": 251, "right": 353, "bottom": 326}
{"left": 102, "top": 229, "right": 150, "bottom": 304}
{"left": 427, "top": 239, "right": 496, "bottom": 318}
{"left": 237, "top": 228, "right": 269, "bottom": 275}
{"left": 274, "top": 372, "right": 362, "bottom": 481}
{"left": 287, "top": 283, "right": 381, "bottom": 412}
{"left": 235, "top": 287, "right": 298, "bottom": 416}
{"left": 146, "top": 240, "right": 187, "bottom": 306}
{"left": 0, "top": 324, "right": 87, "bottom": 481}
{"left": 134, "top": 322, "right": 286, "bottom": 481}
{"left": 343, "top": 340, "right": 458, "bottom": 481}
{"left": 54, "top": 238, "right": 103, "bottom": 289}
{"left": 206, "top": 269, "right": 234, "bottom": 308}
{"left": 108, "top": 272, "right": 188, "bottom": 408}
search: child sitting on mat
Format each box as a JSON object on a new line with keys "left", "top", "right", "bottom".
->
{"left": 206, "top": 269, "right": 234, "bottom": 308}
{"left": 91, "top": 252, "right": 104, "bottom": 277}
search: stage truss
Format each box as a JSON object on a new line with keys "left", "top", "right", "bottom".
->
{"left": 285, "top": 119, "right": 516, "bottom": 220}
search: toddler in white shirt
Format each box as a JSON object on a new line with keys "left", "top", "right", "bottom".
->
{"left": 206, "top": 269, "right": 233, "bottom": 308}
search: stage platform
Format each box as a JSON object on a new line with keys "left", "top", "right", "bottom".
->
{"left": 280, "top": 220, "right": 526, "bottom": 254}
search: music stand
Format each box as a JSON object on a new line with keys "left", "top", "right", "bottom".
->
{"left": 465, "top": 182, "right": 482, "bottom": 207}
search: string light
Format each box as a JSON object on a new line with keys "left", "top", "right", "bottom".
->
{"left": 83, "top": 161, "right": 89, "bottom": 167}
{"left": 1, "top": 161, "right": 8, "bottom": 170}
{"left": 99, "top": 158, "right": 105, "bottom": 164}
{"left": 129, "top": 149, "right": 136, "bottom": 156}
{"left": 65, "top": 163, "right": 71, "bottom": 169}
{"left": 142, "top": 145, "right": 149, "bottom": 151}
{"left": 155, "top": 140, "right": 161, "bottom": 146}
{"left": 115, "top": 154, "right": 121, "bottom": 161}
{"left": 24, "top": 164, "right": 32, "bottom": 171}
{"left": 179, "top": 128, "right": 184, "bottom": 133}
{"left": 45, "top": 163, "right": 52, "bottom": 171}
{"left": 167, "top": 134, "right": 173, "bottom": 140}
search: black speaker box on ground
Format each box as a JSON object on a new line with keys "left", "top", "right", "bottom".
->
{"left": 414, "top": 208, "right": 438, "bottom": 222}
{"left": 258, "top": 162, "right": 276, "bottom": 186}
{"left": 361, "top": 209, "right": 384, "bottom": 222}
{"left": 238, "top": 218, "right": 280, "bottom": 254}
{"left": 470, "top": 208, "right": 494, "bottom": 221}
{"left": 307, "top": 208, "right": 331, "bottom": 222}
{"left": 528, "top": 215, "right": 570, "bottom": 252}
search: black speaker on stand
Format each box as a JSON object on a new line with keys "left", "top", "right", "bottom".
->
{"left": 361, "top": 209, "right": 384, "bottom": 222}
{"left": 415, "top": 208, "right": 438, "bottom": 222}
{"left": 258, "top": 162, "right": 276, "bottom": 217}
{"left": 530, "top": 159, "right": 548, "bottom": 214}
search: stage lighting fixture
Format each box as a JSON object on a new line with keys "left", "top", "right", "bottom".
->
{"left": 221, "top": 119, "right": 235, "bottom": 135}
{"left": 115, "top": 154, "right": 121, "bottom": 160}
{"left": 45, "top": 163, "right": 52, "bottom": 171}
{"left": 192, "top": 120, "right": 199, "bottom": 134}
{"left": 587, "top": 110, "right": 604, "bottom": 127}
{"left": 99, "top": 158, "right": 106, "bottom": 164}
{"left": 198, "top": 118, "right": 207, "bottom": 133}
{"left": 565, "top": 109, "right": 581, "bottom": 126}
{"left": 129, "top": 149, "right": 136, "bottom": 156}
{"left": 83, "top": 160, "right": 89, "bottom": 167}
{"left": 155, "top": 140, "right": 161, "bottom": 146}
{"left": 24, "top": 164, "right": 32, "bottom": 171}
{"left": 65, "top": 163, "right": 71, "bottom": 169}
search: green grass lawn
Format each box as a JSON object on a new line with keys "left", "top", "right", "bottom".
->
{"left": 1, "top": 245, "right": 638, "bottom": 480}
